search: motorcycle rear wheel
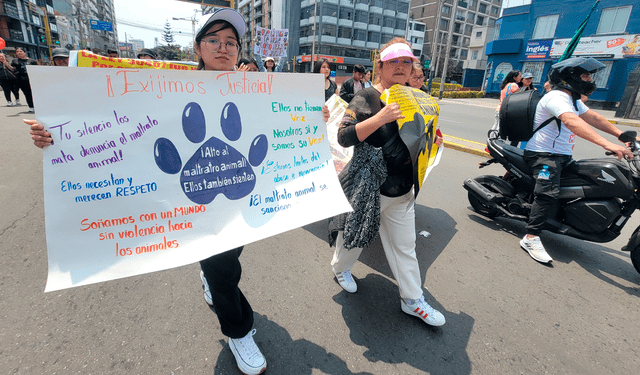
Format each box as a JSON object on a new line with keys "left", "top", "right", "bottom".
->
{"left": 630, "top": 248, "right": 640, "bottom": 275}
{"left": 468, "top": 190, "right": 499, "bottom": 218}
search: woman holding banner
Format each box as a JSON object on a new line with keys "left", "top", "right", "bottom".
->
{"left": 330, "top": 38, "right": 446, "bottom": 327}
{"left": 25, "top": 9, "right": 267, "bottom": 375}
{"left": 26, "top": 9, "right": 329, "bottom": 375}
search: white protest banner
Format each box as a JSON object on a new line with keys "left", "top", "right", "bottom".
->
{"left": 28, "top": 67, "right": 352, "bottom": 292}
{"left": 254, "top": 26, "right": 288, "bottom": 58}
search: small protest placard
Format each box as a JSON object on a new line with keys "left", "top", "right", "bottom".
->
{"left": 254, "top": 26, "right": 288, "bottom": 58}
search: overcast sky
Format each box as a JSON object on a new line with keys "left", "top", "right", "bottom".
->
{"left": 113, "top": 0, "right": 203, "bottom": 48}
{"left": 112, "top": 0, "right": 532, "bottom": 48}
{"left": 503, "top": 0, "right": 532, "bottom": 8}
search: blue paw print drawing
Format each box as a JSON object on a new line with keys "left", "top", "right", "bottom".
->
{"left": 154, "top": 102, "right": 268, "bottom": 205}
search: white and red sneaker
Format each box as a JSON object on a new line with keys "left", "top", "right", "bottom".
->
{"left": 401, "top": 295, "right": 445, "bottom": 326}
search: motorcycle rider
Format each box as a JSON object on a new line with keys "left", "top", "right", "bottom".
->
{"left": 520, "top": 57, "right": 634, "bottom": 263}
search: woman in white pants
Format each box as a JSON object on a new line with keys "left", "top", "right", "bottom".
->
{"left": 331, "top": 38, "right": 445, "bottom": 327}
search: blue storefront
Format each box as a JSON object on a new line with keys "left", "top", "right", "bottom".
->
{"left": 485, "top": 0, "right": 640, "bottom": 108}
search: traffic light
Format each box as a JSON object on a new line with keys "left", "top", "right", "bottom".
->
{"left": 423, "top": 59, "right": 431, "bottom": 69}
{"left": 39, "top": 35, "right": 46, "bottom": 44}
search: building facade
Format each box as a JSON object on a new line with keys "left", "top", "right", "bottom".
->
{"left": 462, "top": 23, "right": 494, "bottom": 88}
{"left": 287, "top": 0, "right": 412, "bottom": 76}
{"left": 0, "top": 0, "right": 61, "bottom": 60}
{"left": 52, "top": 0, "right": 117, "bottom": 52}
{"left": 238, "top": 0, "right": 285, "bottom": 59}
{"left": 129, "top": 38, "right": 144, "bottom": 53}
{"left": 410, "top": 0, "right": 503, "bottom": 83}
{"left": 407, "top": 18, "right": 426, "bottom": 58}
{"left": 485, "top": 0, "right": 640, "bottom": 107}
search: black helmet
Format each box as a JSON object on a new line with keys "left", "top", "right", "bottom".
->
{"left": 548, "top": 57, "right": 605, "bottom": 97}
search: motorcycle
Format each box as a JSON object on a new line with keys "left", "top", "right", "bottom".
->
{"left": 463, "top": 130, "right": 640, "bottom": 274}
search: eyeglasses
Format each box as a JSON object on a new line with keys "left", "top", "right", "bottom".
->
{"left": 410, "top": 75, "right": 425, "bottom": 81}
{"left": 387, "top": 59, "right": 413, "bottom": 66}
{"left": 202, "top": 38, "right": 239, "bottom": 55}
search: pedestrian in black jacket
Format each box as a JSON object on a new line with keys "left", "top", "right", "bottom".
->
{"left": 339, "top": 64, "right": 365, "bottom": 103}
{"left": 0, "top": 53, "right": 20, "bottom": 106}
{"left": 11, "top": 48, "right": 36, "bottom": 112}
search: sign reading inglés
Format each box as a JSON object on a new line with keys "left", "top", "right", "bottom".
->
{"left": 525, "top": 40, "right": 553, "bottom": 59}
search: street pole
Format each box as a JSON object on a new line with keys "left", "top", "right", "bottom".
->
{"left": 438, "top": 0, "right": 458, "bottom": 99}
{"left": 42, "top": 7, "right": 53, "bottom": 59}
{"left": 173, "top": 9, "right": 199, "bottom": 60}
{"left": 311, "top": 1, "right": 318, "bottom": 72}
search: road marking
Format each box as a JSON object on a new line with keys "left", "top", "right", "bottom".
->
{"left": 439, "top": 118, "right": 462, "bottom": 124}
{"left": 443, "top": 134, "right": 486, "bottom": 146}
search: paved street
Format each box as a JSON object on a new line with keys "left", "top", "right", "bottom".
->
{"left": 2, "top": 101, "right": 640, "bottom": 374}
{"left": 438, "top": 98, "right": 640, "bottom": 159}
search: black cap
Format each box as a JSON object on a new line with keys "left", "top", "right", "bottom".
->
{"left": 107, "top": 48, "right": 118, "bottom": 55}
{"left": 52, "top": 48, "right": 70, "bottom": 58}
{"left": 137, "top": 48, "right": 157, "bottom": 59}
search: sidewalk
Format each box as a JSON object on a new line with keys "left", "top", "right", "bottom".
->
{"left": 438, "top": 97, "right": 640, "bottom": 158}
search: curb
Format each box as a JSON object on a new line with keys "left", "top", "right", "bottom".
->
{"left": 442, "top": 133, "right": 491, "bottom": 158}
{"left": 443, "top": 140, "right": 490, "bottom": 158}
{"left": 608, "top": 119, "right": 640, "bottom": 128}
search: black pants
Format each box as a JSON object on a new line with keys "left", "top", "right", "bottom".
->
{"left": 200, "top": 246, "right": 253, "bottom": 339}
{"left": 0, "top": 79, "right": 19, "bottom": 102}
{"left": 523, "top": 151, "right": 573, "bottom": 235}
{"left": 16, "top": 79, "right": 33, "bottom": 108}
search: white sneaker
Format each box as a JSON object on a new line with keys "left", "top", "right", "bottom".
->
{"left": 333, "top": 269, "right": 357, "bottom": 293}
{"left": 28, "top": 107, "right": 34, "bottom": 113}
{"left": 401, "top": 295, "right": 446, "bottom": 327}
{"left": 229, "top": 329, "right": 267, "bottom": 375}
{"left": 15, "top": 99, "right": 21, "bottom": 106}
{"left": 6, "top": 102, "right": 13, "bottom": 107}
{"left": 199, "top": 270, "right": 213, "bottom": 306}
{"left": 520, "top": 235, "right": 553, "bottom": 263}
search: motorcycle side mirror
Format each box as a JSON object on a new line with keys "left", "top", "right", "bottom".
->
{"left": 618, "top": 130, "right": 637, "bottom": 143}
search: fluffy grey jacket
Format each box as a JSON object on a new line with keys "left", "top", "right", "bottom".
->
{"left": 328, "top": 141, "right": 387, "bottom": 249}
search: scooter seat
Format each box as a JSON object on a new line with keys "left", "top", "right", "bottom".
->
{"left": 493, "top": 140, "right": 533, "bottom": 175}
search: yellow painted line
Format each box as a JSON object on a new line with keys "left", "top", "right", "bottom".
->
{"left": 442, "top": 133, "right": 486, "bottom": 146}
{"left": 443, "top": 140, "right": 490, "bottom": 158}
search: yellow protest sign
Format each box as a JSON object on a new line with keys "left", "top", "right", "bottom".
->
{"left": 380, "top": 84, "right": 442, "bottom": 198}
{"left": 75, "top": 50, "right": 198, "bottom": 70}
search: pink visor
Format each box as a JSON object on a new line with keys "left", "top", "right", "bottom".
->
{"left": 380, "top": 43, "right": 418, "bottom": 62}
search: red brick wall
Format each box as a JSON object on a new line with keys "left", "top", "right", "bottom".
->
{"left": 0, "top": 16, "right": 10, "bottom": 41}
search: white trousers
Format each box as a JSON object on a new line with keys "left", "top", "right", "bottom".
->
{"left": 331, "top": 191, "right": 423, "bottom": 299}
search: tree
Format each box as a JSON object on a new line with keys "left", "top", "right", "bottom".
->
{"left": 154, "top": 45, "right": 180, "bottom": 61}
{"left": 162, "top": 20, "right": 175, "bottom": 45}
